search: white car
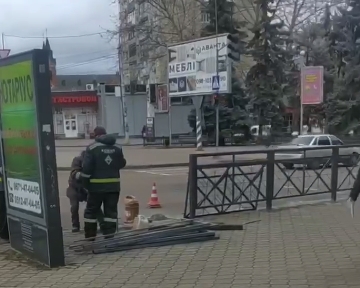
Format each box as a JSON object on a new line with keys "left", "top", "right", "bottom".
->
{"left": 274, "top": 134, "right": 360, "bottom": 169}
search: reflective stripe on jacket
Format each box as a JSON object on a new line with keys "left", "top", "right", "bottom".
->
{"left": 89, "top": 178, "right": 120, "bottom": 184}
{"left": 82, "top": 135, "right": 126, "bottom": 193}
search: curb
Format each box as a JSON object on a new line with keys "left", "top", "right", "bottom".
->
{"left": 56, "top": 144, "right": 143, "bottom": 148}
{"left": 57, "top": 162, "right": 190, "bottom": 171}
{"left": 56, "top": 155, "right": 267, "bottom": 171}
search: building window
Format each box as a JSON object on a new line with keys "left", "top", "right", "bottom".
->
{"left": 127, "top": 11, "right": 136, "bottom": 25}
{"left": 128, "top": 30, "right": 135, "bottom": 40}
{"left": 61, "top": 80, "right": 66, "bottom": 86}
{"left": 129, "top": 43, "right": 137, "bottom": 57}
{"left": 171, "top": 97, "right": 182, "bottom": 104}
{"left": 54, "top": 107, "right": 62, "bottom": 113}
{"left": 170, "top": 97, "right": 193, "bottom": 105}
{"left": 201, "top": 12, "right": 210, "bottom": 23}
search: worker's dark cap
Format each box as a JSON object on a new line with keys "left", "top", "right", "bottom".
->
{"left": 94, "top": 126, "right": 107, "bottom": 136}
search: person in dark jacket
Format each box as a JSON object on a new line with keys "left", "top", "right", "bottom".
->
{"left": 141, "top": 125, "right": 146, "bottom": 138}
{"left": 82, "top": 126, "right": 127, "bottom": 239}
{"left": 66, "top": 151, "right": 105, "bottom": 232}
{"left": 349, "top": 169, "right": 360, "bottom": 203}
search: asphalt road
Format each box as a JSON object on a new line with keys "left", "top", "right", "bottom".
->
{"left": 57, "top": 164, "right": 357, "bottom": 230}
{"left": 54, "top": 145, "right": 269, "bottom": 169}
{"left": 58, "top": 168, "right": 189, "bottom": 230}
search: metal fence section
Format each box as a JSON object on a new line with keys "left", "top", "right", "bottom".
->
{"left": 184, "top": 145, "right": 360, "bottom": 218}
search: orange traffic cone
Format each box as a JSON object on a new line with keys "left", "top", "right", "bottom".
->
{"left": 148, "top": 182, "right": 162, "bottom": 208}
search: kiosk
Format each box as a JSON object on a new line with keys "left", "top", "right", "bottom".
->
{"left": 0, "top": 49, "right": 65, "bottom": 267}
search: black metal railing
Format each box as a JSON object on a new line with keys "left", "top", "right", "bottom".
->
{"left": 184, "top": 145, "right": 360, "bottom": 218}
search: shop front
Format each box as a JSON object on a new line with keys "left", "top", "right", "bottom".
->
{"left": 52, "top": 91, "right": 99, "bottom": 138}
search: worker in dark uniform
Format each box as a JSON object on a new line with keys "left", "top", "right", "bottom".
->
{"left": 82, "top": 127, "right": 126, "bottom": 239}
{"left": 66, "top": 151, "right": 105, "bottom": 232}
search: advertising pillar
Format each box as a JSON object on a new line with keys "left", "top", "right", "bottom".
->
{"left": 0, "top": 50, "right": 65, "bottom": 267}
{"left": 300, "top": 66, "right": 324, "bottom": 134}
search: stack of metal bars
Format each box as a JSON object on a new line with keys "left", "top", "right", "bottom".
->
{"left": 69, "top": 219, "right": 219, "bottom": 254}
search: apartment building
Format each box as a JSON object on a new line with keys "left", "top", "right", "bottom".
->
{"left": 118, "top": 0, "right": 254, "bottom": 86}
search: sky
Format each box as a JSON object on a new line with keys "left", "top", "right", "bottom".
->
{"left": 0, "top": 0, "right": 118, "bottom": 75}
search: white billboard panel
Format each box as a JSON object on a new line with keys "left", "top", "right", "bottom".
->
{"left": 167, "top": 34, "right": 232, "bottom": 97}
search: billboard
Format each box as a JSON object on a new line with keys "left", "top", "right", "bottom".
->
{"left": 301, "top": 66, "right": 324, "bottom": 105}
{"left": 156, "top": 84, "right": 169, "bottom": 113}
{"left": 167, "top": 34, "right": 232, "bottom": 97}
{"left": 0, "top": 50, "right": 64, "bottom": 267}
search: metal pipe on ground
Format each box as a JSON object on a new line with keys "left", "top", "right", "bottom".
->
{"left": 87, "top": 223, "right": 212, "bottom": 250}
{"left": 102, "top": 230, "right": 215, "bottom": 250}
{"left": 70, "top": 219, "right": 194, "bottom": 250}
{"left": 93, "top": 232, "right": 218, "bottom": 254}
{"left": 71, "top": 221, "right": 218, "bottom": 253}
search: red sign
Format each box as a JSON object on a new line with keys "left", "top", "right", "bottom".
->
{"left": 157, "top": 84, "right": 168, "bottom": 113}
{"left": 53, "top": 96, "right": 98, "bottom": 105}
{"left": 301, "top": 66, "right": 324, "bottom": 105}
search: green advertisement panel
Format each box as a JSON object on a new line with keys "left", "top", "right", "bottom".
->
{"left": 0, "top": 50, "right": 64, "bottom": 268}
{"left": 0, "top": 60, "right": 42, "bottom": 216}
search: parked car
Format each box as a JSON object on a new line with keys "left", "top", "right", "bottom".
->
{"left": 274, "top": 134, "right": 360, "bottom": 169}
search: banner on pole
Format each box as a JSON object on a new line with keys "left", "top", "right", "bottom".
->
{"left": 156, "top": 84, "right": 169, "bottom": 113}
{"left": 301, "top": 66, "right": 324, "bottom": 105}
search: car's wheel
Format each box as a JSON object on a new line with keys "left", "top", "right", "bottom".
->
{"left": 283, "top": 163, "right": 294, "bottom": 169}
{"left": 308, "top": 160, "right": 320, "bottom": 170}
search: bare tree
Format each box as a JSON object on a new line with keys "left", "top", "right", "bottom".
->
{"left": 142, "top": 0, "right": 203, "bottom": 47}
{"left": 115, "top": 0, "right": 205, "bottom": 83}
{"left": 276, "top": 0, "right": 346, "bottom": 37}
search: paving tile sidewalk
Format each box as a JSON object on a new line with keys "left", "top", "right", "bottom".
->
{"left": 2, "top": 201, "right": 360, "bottom": 287}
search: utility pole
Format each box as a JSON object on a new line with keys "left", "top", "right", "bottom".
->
{"left": 1, "top": 33, "right": 4, "bottom": 49}
{"left": 117, "top": 0, "right": 130, "bottom": 144}
{"left": 215, "top": 0, "right": 220, "bottom": 149}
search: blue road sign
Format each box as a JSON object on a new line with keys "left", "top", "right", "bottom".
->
{"left": 212, "top": 75, "right": 220, "bottom": 90}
